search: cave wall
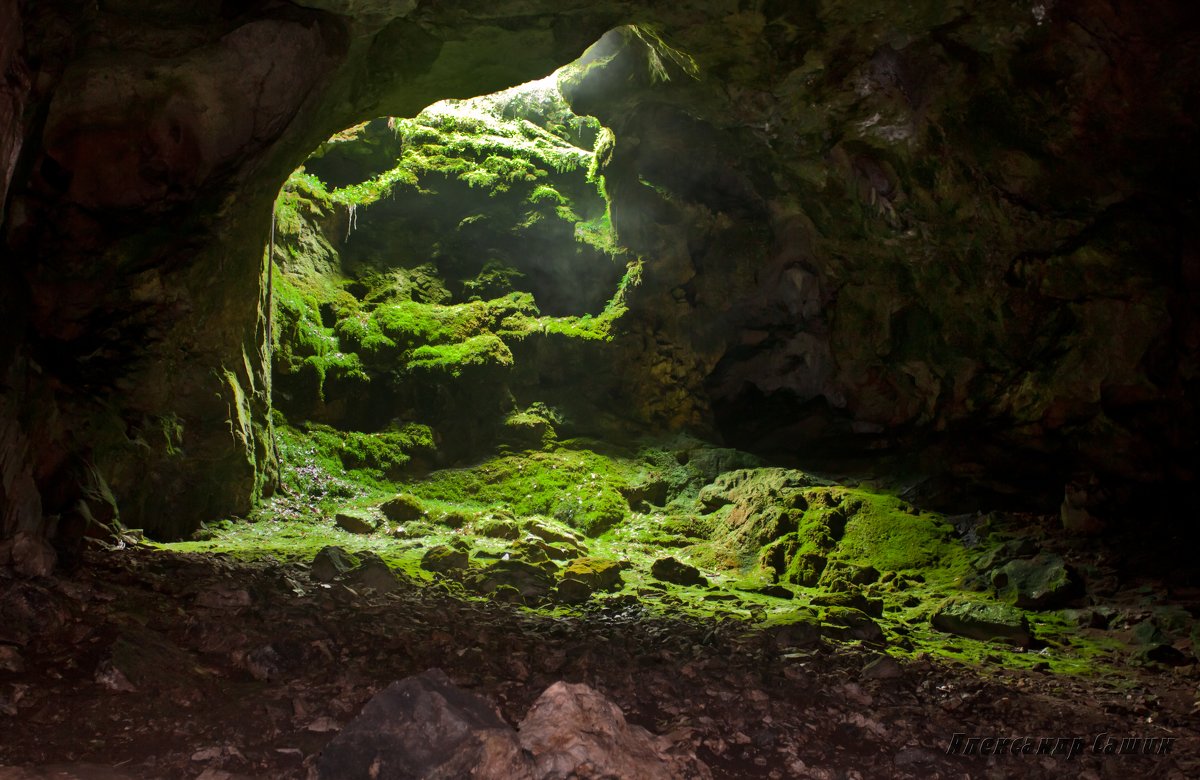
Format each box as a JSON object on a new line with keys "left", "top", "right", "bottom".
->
{"left": 565, "top": 1, "right": 1200, "bottom": 505}
{"left": 1, "top": 0, "right": 1198, "bottom": 563}
{"left": 0, "top": 0, "right": 638, "bottom": 560}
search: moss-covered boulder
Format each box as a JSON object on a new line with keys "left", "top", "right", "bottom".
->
{"left": 335, "top": 511, "right": 376, "bottom": 535}
{"left": 467, "top": 560, "right": 555, "bottom": 602}
{"left": 421, "top": 545, "right": 470, "bottom": 575}
{"left": 649, "top": 556, "right": 706, "bottom": 587}
{"left": 380, "top": 493, "right": 426, "bottom": 523}
{"left": 761, "top": 610, "right": 824, "bottom": 650}
{"left": 562, "top": 557, "right": 623, "bottom": 591}
{"left": 991, "top": 553, "right": 1081, "bottom": 610}
{"left": 823, "top": 607, "right": 885, "bottom": 644}
{"left": 931, "top": 599, "right": 1032, "bottom": 646}
{"left": 554, "top": 577, "right": 594, "bottom": 604}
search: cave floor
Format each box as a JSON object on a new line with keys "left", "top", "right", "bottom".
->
{"left": 1, "top": 547, "right": 1197, "bottom": 779}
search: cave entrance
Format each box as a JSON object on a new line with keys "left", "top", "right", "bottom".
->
{"left": 266, "top": 31, "right": 635, "bottom": 447}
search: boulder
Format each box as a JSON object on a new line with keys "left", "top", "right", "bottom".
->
{"left": 970, "top": 538, "right": 1039, "bottom": 572}
{"left": 650, "top": 556, "right": 707, "bottom": 587}
{"left": 421, "top": 545, "right": 470, "bottom": 574}
{"left": 991, "top": 553, "right": 1080, "bottom": 609}
{"left": 931, "top": 599, "right": 1031, "bottom": 646}
{"left": 476, "top": 519, "right": 521, "bottom": 540}
{"left": 761, "top": 610, "right": 823, "bottom": 650}
{"left": 554, "top": 578, "right": 593, "bottom": 604}
{"left": 861, "top": 654, "right": 903, "bottom": 680}
{"left": 822, "top": 607, "right": 885, "bottom": 644}
{"left": 316, "top": 669, "right": 534, "bottom": 780}
{"left": 1131, "top": 644, "right": 1190, "bottom": 667}
{"left": 468, "top": 560, "right": 555, "bottom": 601}
{"left": 519, "top": 682, "right": 688, "bottom": 780}
{"left": 335, "top": 511, "right": 375, "bottom": 535}
{"left": 317, "top": 672, "right": 704, "bottom": 780}
{"left": 521, "top": 518, "right": 583, "bottom": 547}
{"left": 310, "top": 546, "right": 359, "bottom": 582}
{"left": 380, "top": 493, "right": 425, "bottom": 523}
{"left": 561, "top": 557, "right": 623, "bottom": 591}
{"left": 345, "top": 554, "right": 400, "bottom": 594}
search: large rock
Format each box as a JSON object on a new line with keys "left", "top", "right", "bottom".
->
{"left": 318, "top": 671, "right": 705, "bottom": 780}
{"left": 650, "top": 556, "right": 707, "bottom": 587}
{"left": 519, "top": 682, "right": 695, "bottom": 780}
{"left": 991, "top": 553, "right": 1081, "bottom": 610}
{"left": 931, "top": 599, "right": 1032, "bottom": 646}
{"left": 420, "top": 545, "right": 470, "bottom": 574}
{"left": 317, "top": 670, "right": 534, "bottom": 780}
{"left": 311, "top": 545, "right": 358, "bottom": 582}
{"left": 344, "top": 553, "right": 401, "bottom": 594}
{"left": 467, "top": 560, "right": 556, "bottom": 602}
{"left": 380, "top": 493, "right": 425, "bottom": 523}
{"left": 335, "top": 511, "right": 376, "bottom": 535}
{"left": 562, "top": 557, "right": 623, "bottom": 591}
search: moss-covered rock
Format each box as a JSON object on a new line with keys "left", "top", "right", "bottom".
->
{"left": 931, "top": 599, "right": 1032, "bottom": 646}
{"left": 421, "top": 545, "right": 470, "bottom": 574}
{"left": 554, "top": 577, "right": 593, "bottom": 604}
{"left": 335, "top": 510, "right": 376, "bottom": 535}
{"left": 562, "top": 557, "right": 623, "bottom": 591}
{"left": 991, "top": 553, "right": 1081, "bottom": 610}
{"left": 650, "top": 556, "right": 707, "bottom": 587}
{"left": 380, "top": 493, "right": 426, "bottom": 523}
{"left": 467, "top": 559, "right": 555, "bottom": 602}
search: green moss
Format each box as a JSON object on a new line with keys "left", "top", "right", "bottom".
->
{"left": 157, "top": 430, "right": 1143, "bottom": 682}
{"left": 833, "top": 491, "right": 969, "bottom": 578}
{"left": 529, "top": 184, "right": 568, "bottom": 205}
{"left": 402, "top": 444, "right": 636, "bottom": 536}
{"left": 274, "top": 420, "right": 434, "bottom": 503}
{"left": 275, "top": 168, "right": 332, "bottom": 235}
{"left": 273, "top": 273, "right": 337, "bottom": 362}
{"left": 370, "top": 300, "right": 491, "bottom": 347}
{"left": 333, "top": 313, "right": 397, "bottom": 361}
{"left": 407, "top": 332, "right": 514, "bottom": 376}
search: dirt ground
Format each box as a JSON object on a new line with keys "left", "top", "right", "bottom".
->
{"left": 1, "top": 546, "right": 1197, "bottom": 779}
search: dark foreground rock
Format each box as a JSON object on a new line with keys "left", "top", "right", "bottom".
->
{"left": 520, "top": 681, "right": 704, "bottom": 779}
{"left": 317, "top": 671, "right": 704, "bottom": 780}
{"left": 317, "top": 669, "right": 532, "bottom": 780}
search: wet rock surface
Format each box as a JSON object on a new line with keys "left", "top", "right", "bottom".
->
{"left": 0, "top": 547, "right": 1197, "bottom": 779}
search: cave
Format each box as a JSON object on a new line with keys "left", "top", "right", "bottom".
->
{"left": 2, "top": 1, "right": 1199, "bottom": 778}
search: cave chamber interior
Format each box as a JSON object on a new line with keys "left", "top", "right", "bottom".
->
{"left": 2, "top": 3, "right": 1199, "bottom": 778}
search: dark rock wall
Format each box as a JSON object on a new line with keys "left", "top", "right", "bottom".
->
{"left": 569, "top": 3, "right": 1200, "bottom": 503}
{"left": 1, "top": 0, "right": 1198, "bottom": 554}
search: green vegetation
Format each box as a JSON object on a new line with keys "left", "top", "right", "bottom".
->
{"left": 324, "top": 84, "right": 599, "bottom": 208}
{"left": 159, "top": 423, "right": 1141, "bottom": 680}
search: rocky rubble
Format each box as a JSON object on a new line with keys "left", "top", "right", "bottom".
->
{"left": 0, "top": 546, "right": 1196, "bottom": 779}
